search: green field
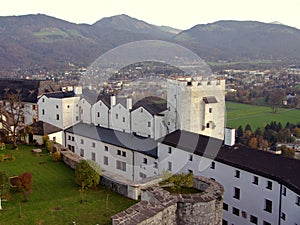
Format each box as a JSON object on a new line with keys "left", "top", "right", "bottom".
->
{"left": 226, "top": 102, "right": 300, "bottom": 130}
{"left": 0, "top": 145, "right": 136, "bottom": 225}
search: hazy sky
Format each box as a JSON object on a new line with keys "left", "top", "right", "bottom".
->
{"left": 1, "top": 0, "right": 299, "bottom": 30}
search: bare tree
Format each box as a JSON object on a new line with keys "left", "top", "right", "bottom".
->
{"left": 0, "top": 92, "right": 25, "bottom": 148}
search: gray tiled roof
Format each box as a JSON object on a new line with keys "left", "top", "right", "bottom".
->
{"left": 65, "top": 123, "right": 158, "bottom": 158}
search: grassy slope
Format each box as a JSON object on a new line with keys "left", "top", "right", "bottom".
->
{"left": 226, "top": 102, "right": 300, "bottom": 130}
{"left": 0, "top": 145, "right": 136, "bottom": 225}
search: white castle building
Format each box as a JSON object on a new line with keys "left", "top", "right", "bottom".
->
{"left": 37, "top": 77, "right": 300, "bottom": 225}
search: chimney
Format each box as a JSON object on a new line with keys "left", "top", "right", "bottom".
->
{"left": 110, "top": 95, "right": 116, "bottom": 108}
{"left": 126, "top": 98, "right": 132, "bottom": 110}
{"left": 224, "top": 127, "right": 235, "bottom": 146}
{"left": 74, "top": 86, "right": 82, "bottom": 95}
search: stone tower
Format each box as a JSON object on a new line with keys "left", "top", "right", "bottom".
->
{"left": 165, "top": 77, "right": 225, "bottom": 140}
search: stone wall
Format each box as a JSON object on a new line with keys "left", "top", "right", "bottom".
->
{"left": 112, "top": 176, "right": 224, "bottom": 225}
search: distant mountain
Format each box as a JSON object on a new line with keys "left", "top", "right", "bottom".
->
{"left": 1, "top": 15, "right": 300, "bottom": 72}
{"left": 174, "top": 20, "right": 300, "bottom": 62}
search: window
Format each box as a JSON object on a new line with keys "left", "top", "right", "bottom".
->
{"left": 103, "top": 156, "right": 108, "bottom": 165}
{"left": 234, "top": 187, "right": 240, "bottom": 200}
{"left": 154, "top": 162, "right": 158, "bottom": 168}
{"left": 80, "top": 139, "right": 84, "bottom": 144}
{"left": 92, "top": 142, "right": 96, "bottom": 148}
{"left": 32, "top": 105, "right": 36, "bottom": 110}
{"left": 115, "top": 113, "right": 118, "bottom": 119}
{"left": 139, "top": 172, "right": 146, "bottom": 179}
{"left": 68, "top": 145, "right": 72, "bottom": 150}
{"left": 211, "top": 162, "right": 215, "bottom": 169}
{"left": 189, "top": 155, "right": 193, "bottom": 161}
{"left": 209, "top": 108, "right": 212, "bottom": 113}
{"left": 148, "top": 121, "right": 151, "bottom": 127}
{"left": 206, "top": 123, "right": 210, "bottom": 128}
{"left": 168, "top": 147, "right": 172, "bottom": 154}
{"left": 232, "top": 207, "right": 240, "bottom": 216}
{"left": 42, "top": 109, "right": 45, "bottom": 115}
{"left": 264, "top": 199, "right": 272, "bottom": 213}
{"left": 116, "top": 160, "right": 126, "bottom": 171}
{"left": 263, "top": 221, "right": 271, "bottom": 225}
{"left": 222, "top": 220, "right": 228, "bottom": 225}
{"left": 282, "top": 187, "right": 286, "bottom": 196}
{"left": 56, "top": 105, "right": 59, "bottom": 109}
{"left": 235, "top": 170, "right": 240, "bottom": 178}
{"left": 123, "top": 117, "right": 125, "bottom": 122}
{"left": 68, "top": 135, "right": 71, "bottom": 140}
{"left": 56, "top": 114, "right": 59, "bottom": 120}
{"left": 296, "top": 196, "right": 300, "bottom": 206}
{"left": 71, "top": 146, "right": 74, "bottom": 152}
{"left": 117, "top": 150, "right": 121, "bottom": 155}
{"left": 104, "top": 146, "right": 108, "bottom": 151}
{"left": 91, "top": 152, "right": 96, "bottom": 161}
{"left": 266, "top": 181, "right": 272, "bottom": 190}
{"left": 250, "top": 215, "right": 258, "bottom": 224}
{"left": 76, "top": 116, "right": 79, "bottom": 121}
{"left": 122, "top": 151, "right": 126, "bottom": 157}
{"left": 223, "top": 203, "right": 228, "bottom": 211}
{"left": 143, "top": 158, "right": 147, "bottom": 164}
{"left": 72, "top": 136, "right": 74, "bottom": 141}
{"left": 42, "top": 98, "right": 44, "bottom": 103}
{"left": 80, "top": 149, "right": 84, "bottom": 157}
{"left": 168, "top": 161, "right": 172, "bottom": 171}
{"left": 188, "top": 169, "right": 193, "bottom": 174}
{"left": 67, "top": 105, "right": 70, "bottom": 108}
{"left": 253, "top": 176, "right": 258, "bottom": 185}
{"left": 97, "top": 112, "right": 100, "bottom": 117}
{"left": 281, "top": 212, "right": 286, "bottom": 221}
{"left": 140, "top": 108, "right": 143, "bottom": 112}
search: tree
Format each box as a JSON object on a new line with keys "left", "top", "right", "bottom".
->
{"left": 164, "top": 172, "right": 193, "bottom": 194}
{"left": 16, "top": 172, "right": 32, "bottom": 202}
{"left": 236, "top": 126, "right": 244, "bottom": 142}
{"left": 280, "top": 146, "right": 295, "bottom": 158}
{"left": 248, "top": 137, "right": 258, "bottom": 149}
{"left": 52, "top": 151, "right": 61, "bottom": 162}
{"left": 293, "top": 127, "right": 300, "bottom": 138}
{"left": 245, "top": 124, "right": 252, "bottom": 133}
{"left": 0, "top": 92, "right": 25, "bottom": 148}
{"left": 75, "top": 160, "right": 101, "bottom": 191}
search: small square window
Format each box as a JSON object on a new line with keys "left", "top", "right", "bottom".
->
{"left": 222, "top": 220, "right": 228, "bottom": 225}
{"left": 282, "top": 187, "right": 286, "bottom": 196}
{"left": 253, "top": 176, "right": 258, "bottom": 185}
{"left": 143, "top": 158, "right": 147, "bottom": 164}
{"left": 122, "top": 151, "right": 126, "bottom": 157}
{"left": 56, "top": 114, "right": 59, "bottom": 120}
{"left": 250, "top": 215, "right": 258, "bottom": 224}
{"left": 154, "top": 162, "right": 158, "bottom": 168}
{"left": 148, "top": 121, "right": 151, "bottom": 127}
{"left": 68, "top": 135, "right": 71, "bottom": 140}
{"left": 91, "top": 152, "right": 96, "bottom": 161}
{"left": 140, "top": 108, "right": 143, "bottom": 112}
{"left": 189, "top": 155, "right": 193, "bottom": 161}
{"left": 211, "top": 162, "right": 215, "bottom": 169}
{"left": 209, "top": 108, "right": 212, "bottom": 113}
{"left": 104, "top": 156, "right": 108, "bottom": 165}
{"left": 168, "top": 161, "right": 172, "bottom": 171}
{"left": 264, "top": 199, "right": 272, "bottom": 213}
{"left": 42, "top": 109, "right": 45, "bottom": 115}
{"left": 139, "top": 172, "right": 146, "bottom": 179}
{"left": 67, "top": 105, "right": 70, "bottom": 108}
{"left": 80, "top": 139, "right": 84, "bottom": 144}
{"left": 296, "top": 196, "right": 300, "bottom": 206}
{"left": 123, "top": 117, "right": 125, "bottom": 122}
{"left": 56, "top": 105, "right": 59, "bottom": 109}
{"left": 232, "top": 207, "right": 239, "bottom": 216}
{"left": 234, "top": 187, "right": 240, "bottom": 200}
{"left": 263, "top": 221, "right": 271, "bottom": 225}
{"left": 281, "top": 212, "right": 286, "bottom": 221}
{"left": 223, "top": 203, "right": 228, "bottom": 211}
{"left": 117, "top": 150, "right": 121, "bottom": 155}
{"left": 168, "top": 147, "right": 172, "bottom": 154}
{"left": 72, "top": 136, "right": 74, "bottom": 141}
{"left": 188, "top": 169, "right": 193, "bottom": 174}
{"left": 104, "top": 146, "right": 108, "bottom": 151}
{"left": 97, "top": 112, "right": 100, "bottom": 117}
{"left": 235, "top": 170, "right": 240, "bottom": 178}
{"left": 267, "top": 181, "right": 272, "bottom": 190}
{"left": 116, "top": 113, "right": 118, "bottom": 119}
{"left": 92, "top": 142, "right": 96, "bottom": 147}
{"left": 206, "top": 123, "right": 210, "bottom": 128}
{"left": 80, "top": 149, "right": 84, "bottom": 157}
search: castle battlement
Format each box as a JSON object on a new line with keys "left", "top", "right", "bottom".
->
{"left": 168, "top": 77, "right": 225, "bottom": 90}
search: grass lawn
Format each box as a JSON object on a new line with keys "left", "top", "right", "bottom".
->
{"left": 226, "top": 102, "right": 300, "bottom": 130}
{"left": 0, "top": 145, "right": 136, "bottom": 225}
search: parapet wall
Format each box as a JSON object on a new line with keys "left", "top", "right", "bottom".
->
{"left": 112, "top": 176, "right": 224, "bottom": 225}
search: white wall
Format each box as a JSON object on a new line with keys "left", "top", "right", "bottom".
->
{"left": 131, "top": 107, "right": 154, "bottom": 138}
{"left": 134, "top": 152, "right": 158, "bottom": 181}
{"left": 92, "top": 100, "right": 110, "bottom": 128}
{"left": 79, "top": 98, "right": 92, "bottom": 124}
{"left": 110, "top": 103, "right": 130, "bottom": 133}
{"left": 281, "top": 186, "right": 300, "bottom": 225}
{"left": 24, "top": 103, "right": 38, "bottom": 125}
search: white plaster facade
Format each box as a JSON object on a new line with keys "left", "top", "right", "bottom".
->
{"left": 92, "top": 100, "right": 110, "bottom": 128}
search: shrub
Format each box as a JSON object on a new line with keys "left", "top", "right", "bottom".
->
{"left": 75, "top": 160, "right": 101, "bottom": 191}
{"left": 0, "top": 154, "right": 5, "bottom": 162}
{"left": 16, "top": 172, "right": 32, "bottom": 201}
{"left": 52, "top": 151, "right": 61, "bottom": 162}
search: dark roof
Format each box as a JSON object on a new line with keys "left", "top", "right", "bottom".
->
{"left": 0, "top": 79, "right": 40, "bottom": 103}
{"left": 65, "top": 123, "right": 158, "bottom": 158}
{"left": 81, "top": 88, "right": 99, "bottom": 105}
{"left": 97, "top": 94, "right": 112, "bottom": 108}
{"left": 203, "top": 96, "right": 218, "bottom": 104}
{"left": 43, "top": 91, "right": 75, "bottom": 99}
{"left": 132, "top": 96, "right": 167, "bottom": 115}
{"left": 159, "top": 129, "right": 300, "bottom": 195}
{"left": 21, "top": 121, "right": 62, "bottom": 135}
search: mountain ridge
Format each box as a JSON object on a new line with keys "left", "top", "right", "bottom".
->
{"left": 1, "top": 14, "right": 300, "bottom": 72}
